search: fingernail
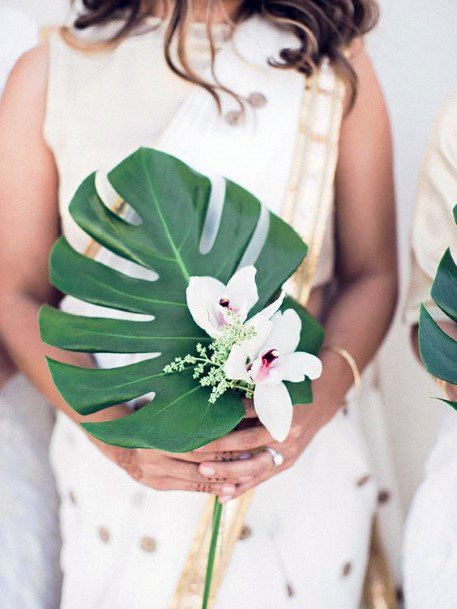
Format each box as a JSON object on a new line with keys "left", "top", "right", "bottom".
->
{"left": 238, "top": 452, "right": 252, "bottom": 461}
{"left": 199, "top": 465, "right": 216, "bottom": 477}
{"left": 219, "top": 495, "right": 233, "bottom": 504}
{"left": 222, "top": 484, "right": 235, "bottom": 494}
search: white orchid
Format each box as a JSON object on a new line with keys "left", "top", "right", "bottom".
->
{"left": 174, "top": 268, "right": 320, "bottom": 439}
{"left": 186, "top": 265, "right": 283, "bottom": 339}
{"left": 224, "top": 309, "right": 323, "bottom": 442}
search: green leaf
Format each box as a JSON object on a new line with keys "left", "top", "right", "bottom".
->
{"left": 281, "top": 296, "right": 324, "bottom": 405}
{"left": 419, "top": 204, "right": 457, "bottom": 395}
{"left": 431, "top": 248, "right": 457, "bottom": 323}
{"left": 40, "top": 148, "right": 312, "bottom": 451}
{"left": 419, "top": 305, "right": 457, "bottom": 385}
{"left": 438, "top": 398, "right": 457, "bottom": 410}
{"left": 82, "top": 370, "right": 245, "bottom": 453}
{"left": 50, "top": 236, "right": 186, "bottom": 313}
{"left": 40, "top": 304, "right": 207, "bottom": 355}
{"left": 46, "top": 357, "right": 166, "bottom": 414}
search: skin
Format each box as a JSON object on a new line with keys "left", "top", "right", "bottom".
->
{"left": 0, "top": 5, "right": 397, "bottom": 501}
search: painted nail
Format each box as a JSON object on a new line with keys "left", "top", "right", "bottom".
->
{"left": 200, "top": 465, "right": 216, "bottom": 477}
{"left": 219, "top": 494, "right": 233, "bottom": 504}
{"left": 222, "top": 484, "right": 235, "bottom": 494}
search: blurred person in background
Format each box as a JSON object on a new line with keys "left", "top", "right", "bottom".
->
{"left": 403, "top": 90, "right": 457, "bottom": 609}
{"left": 0, "top": 6, "right": 62, "bottom": 609}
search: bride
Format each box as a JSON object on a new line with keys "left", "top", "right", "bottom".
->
{"left": 0, "top": 1, "right": 397, "bottom": 607}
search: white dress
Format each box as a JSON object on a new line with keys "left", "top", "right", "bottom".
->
{"left": 45, "top": 18, "right": 378, "bottom": 609}
{"left": 0, "top": 7, "right": 62, "bottom": 609}
{"left": 403, "top": 90, "right": 457, "bottom": 609}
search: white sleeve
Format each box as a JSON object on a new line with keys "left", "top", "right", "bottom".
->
{"left": 404, "top": 90, "right": 457, "bottom": 325}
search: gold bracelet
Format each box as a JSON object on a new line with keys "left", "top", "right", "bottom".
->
{"left": 322, "top": 345, "right": 361, "bottom": 389}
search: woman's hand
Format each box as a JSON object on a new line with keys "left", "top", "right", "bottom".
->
{"left": 85, "top": 350, "right": 348, "bottom": 499}
{"left": 83, "top": 403, "right": 242, "bottom": 496}
{"left": 91, "top": 437, "right": 241, "bottom": 496}
{"left": 195, "top": 391, "right": 342, "bottom": 502}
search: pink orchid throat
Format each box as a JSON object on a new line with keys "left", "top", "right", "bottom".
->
{"left": 249, "top": 349, "right": 280, "bottom": 383}
{"left": 216, "top": 295, "right": 241, "bottom": 326}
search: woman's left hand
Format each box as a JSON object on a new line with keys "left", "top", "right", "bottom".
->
{"left": 195, "top": 396, "right": 341, "bottom": 502}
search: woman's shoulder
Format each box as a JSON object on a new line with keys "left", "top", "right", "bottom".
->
{"left": 5, "top": 43, "right": 49, "bottom": 98}
{"left": 1, "top": 43, "right": 49, "bottom": 143}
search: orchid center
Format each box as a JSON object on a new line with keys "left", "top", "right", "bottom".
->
{"left": 262, "top": 349, "right": 280, "bottom": 368}
{"left": 219, "top": 295, "right": 230, "bottom": 308}
{"left": 248, "top": 348, "right": 280, "bottom": 383}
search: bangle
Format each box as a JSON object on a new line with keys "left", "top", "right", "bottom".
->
{"left": 322, "top": 345, "right": 361, "bottom": 389}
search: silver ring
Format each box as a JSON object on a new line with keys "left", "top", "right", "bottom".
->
{"left": 265, "top": 447, "right": 284, "bottom": 468}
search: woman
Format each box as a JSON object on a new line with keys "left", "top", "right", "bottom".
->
{"left": 0, "top": 1, "right": 397, "bottom": 607}
{"left": 0, "top": 6, "right": 61, "bottom": 609}
{"left": 403, "top": 90, "right": 457, "bottom": 609}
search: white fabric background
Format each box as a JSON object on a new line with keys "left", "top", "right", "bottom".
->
{"left": 4, "top": 0, "right": 457, "bottom": 582}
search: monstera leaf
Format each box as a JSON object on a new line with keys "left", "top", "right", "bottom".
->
{"left": 419, "top": 205, "right": 457, "bottom": 408}
{"left": 40, "top": 148, "right": 323, "bottom": 452}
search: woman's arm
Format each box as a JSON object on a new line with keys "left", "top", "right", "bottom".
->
{"left": 196, "top": 45, "right": 398, "bottom": 499}
{"left": 0, "top": 46, "right": 237, "bottom": 497}
{"left": 0, "top": 45, "right": 87, "bottom": 422}
{"left": 319, "top": 41, "right": 398, "bottom": 397}
{"left": 411, "top": 322, "right": 457, "bottom": 401}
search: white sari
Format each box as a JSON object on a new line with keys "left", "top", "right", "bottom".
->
{"left": 45, "top": 16, "right": 379, "bottom": 608}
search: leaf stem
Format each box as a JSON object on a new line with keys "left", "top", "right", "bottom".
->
{"left": 202, "top": 498, "right": 223, "bottom": 609}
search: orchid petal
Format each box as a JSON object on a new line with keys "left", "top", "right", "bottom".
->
{"left": 242, "top": 291, "right": 285, "bottom": 357}
{"left": 186, "top": 276, "right": 224, "bottom": 336}
{"left": 224, "top": 345, "right": 251, "bottom": 382}
{"left": 245, "top": 291, "right": 285, "bottom": 339}
{"left": 243, "top": 315, "right": 273, "bottom": 361}
{"left": 225, "top": 266, "right": 258, "bottom": 320}
{"left": 261, "top": 309, "right": 301, "bottom": 355}
{"left": 257, "top": 291, "right": 285, "bottom": 321}
{"left": 273, "top": 351, "right": 323, "bottom": 383}
{"left": 254, "top": 382, "right": 293, "bottom": 442}
{"left": 189, "top": 305, "right": 221, "bottom": 339}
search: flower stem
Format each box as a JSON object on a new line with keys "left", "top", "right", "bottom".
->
{"left": 202, "top": 497, "right": 223, "bottom": 609}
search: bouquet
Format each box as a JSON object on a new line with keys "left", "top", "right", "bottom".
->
{"left": 40, "top": 148, "right": 324, "bottom": 608}
{"left": 419, "top": 204, "right": 457, "bottom": 408}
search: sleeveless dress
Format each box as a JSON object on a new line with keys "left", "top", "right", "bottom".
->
{"left": 44, "top": 18, "right": 377, "bottom": 609}
{"left": 0, "top": 8, "right": 61, "bottom": 609}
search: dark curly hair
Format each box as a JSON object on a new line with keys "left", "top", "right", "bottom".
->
{"left": 66, "top": 0, "right": 379, "bottom": 109}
